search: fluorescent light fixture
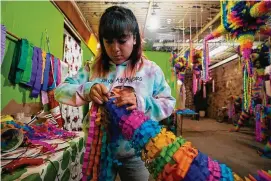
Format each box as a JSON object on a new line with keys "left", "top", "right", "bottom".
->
{"left": 148, "top": 16, "right": 160, "bottom": 30}
{"left": 208, "top": 37, "right": 223, "bottom": 43}
{"left": 209, "top": 54, "right": 238, "bottom": 69}
{"left": 209, "top": 45, "right": 228, "bottom": 57}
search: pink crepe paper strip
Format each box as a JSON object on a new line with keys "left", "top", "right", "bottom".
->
{"left": 193, "top": 73, "right": 198, "bottom": 95}
{"left": 29, "top": 140, "right": 57, "bottom": 153}
{"left": 82, "top": 105, "right": 98, "bottom": 181}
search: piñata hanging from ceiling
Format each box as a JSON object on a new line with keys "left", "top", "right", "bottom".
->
{"left": 192, "top": 49, "right": 203, "bottom": 95}
{"left": 204, "top": 0, "right": 271, "bottom": 77}
{"left": 203, "top": 0, "right": 271, "bottom": 110}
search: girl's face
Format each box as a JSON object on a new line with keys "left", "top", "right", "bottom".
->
{"left": 103, "top": 33, "right": 136, "bottom": 65}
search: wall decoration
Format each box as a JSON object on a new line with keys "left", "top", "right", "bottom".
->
{"left": 61, "top": 32, "right": 84, "bottom": 131}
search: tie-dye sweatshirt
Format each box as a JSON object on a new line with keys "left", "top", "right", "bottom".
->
{"left": 55, "top": 59, "right": 176, "bottom": 158}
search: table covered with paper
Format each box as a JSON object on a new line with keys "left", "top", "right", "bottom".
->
{"left": 1, "top": 116, "right": 85, "bottom": 181}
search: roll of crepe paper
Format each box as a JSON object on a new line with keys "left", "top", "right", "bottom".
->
{"left": 1, "top": 127, "right": 24, "bottom": 152}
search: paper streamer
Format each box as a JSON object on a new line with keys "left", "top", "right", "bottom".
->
{"left": 1, "top": 24, "right": 6, "bottom": 64}
{"left": 48, "top": 89, "right": 64, "bottom": 128}
{"left": 41, "top": 91, "right": 49, "bottom": 105}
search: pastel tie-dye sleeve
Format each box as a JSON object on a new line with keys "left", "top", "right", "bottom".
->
{"left": 137, "top": 64, "right": 176, "bottom": 121}
{"left": 55, "top": 64, "right": 97, "bottom": 107}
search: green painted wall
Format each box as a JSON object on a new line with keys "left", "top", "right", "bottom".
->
{"left": 1, "top": 1, "right": 64, "bottom": 58}
{"left": 144, "top": 51, "right": 176, "bottom": 98}
{"left": 1, "top": 1, "right": 94, "bottom": 110}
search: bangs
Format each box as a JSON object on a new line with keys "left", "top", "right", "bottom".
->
{"left": 100, "top": 13, "right": 136, "bottom": 40}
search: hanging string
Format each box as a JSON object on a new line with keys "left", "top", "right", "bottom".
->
{"left": 45, "top": 29, "right": 57, "bottom": 89}
{"left": 189, "top": 8, "right": 192, "bottom": 42}
{"left": 196, "top": 3, "right": 198, "bottom": 43}
{"left": 177, "top": 29, "right": 179, "bottom": 52}
{"left": 189, "top": 8, "right": 192, "bottom": 68}
{"left": 45, "top": 29, "right": 50, "bottom": 53}
{"left": 183, "top": 20, "right": 185, "bottom": 55}
{"left": 201, "top": 2, "right": 203, "bottom": 30}
{"left": 268, "top": 37, "right": 271, "bottom": 68}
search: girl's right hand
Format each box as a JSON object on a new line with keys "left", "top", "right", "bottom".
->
{"left": 89, "top": 84, "right": 110, "bottom": 104}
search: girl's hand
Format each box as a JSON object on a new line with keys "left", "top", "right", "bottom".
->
{"left": 89, "top": 84, "right": 110, "bottom": 104}
{"left": 113, "top": 90, "right": 137, "bottom": 111}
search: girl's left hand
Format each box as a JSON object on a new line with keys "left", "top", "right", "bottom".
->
{"left": 112, "top": 89, "right": 137, "bottom": 111}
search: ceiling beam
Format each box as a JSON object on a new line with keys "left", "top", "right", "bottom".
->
{"left": 77, "top": 0, "right": 149, "bottom": 2}
{"left": 70, "top": 1, "right": 96, "bottom": 36}
{"left": 76, "top": 0, "right": 217, "bottom": 3}
{"left": 143, "top": 0, "right": 153, "bottom": 35}
{"left": 178, "top": 11, "right": 220, "bottom": 56}
{"left": 192, "top": 12, "right": 220, "bottom": 41}
{"left": 153, "top": 42, "right": 264, "bottom": 47}
{"left": 52, "top": 1, "right": 92, "bottom": 43}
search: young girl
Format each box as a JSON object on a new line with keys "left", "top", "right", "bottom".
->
{"left": 55, "top": 6, "right": 176, "bottom": 181}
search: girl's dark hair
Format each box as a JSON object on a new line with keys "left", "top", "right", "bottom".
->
{"left": 91, "top": 6, "right": 143, "bottom": 79}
